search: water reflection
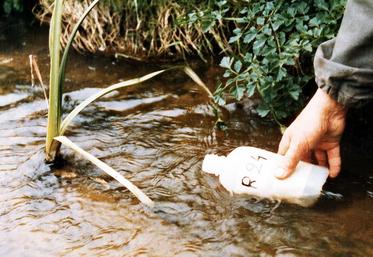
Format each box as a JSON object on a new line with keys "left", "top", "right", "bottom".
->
{"left": 0, "top": 18, "right": 372, "bottom": 257}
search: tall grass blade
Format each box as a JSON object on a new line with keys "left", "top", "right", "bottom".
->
{"left": 183, "top": 66, "right": 222, "bottom": 119}
{"left": 184, "top": 66, "right": 214, "bottom": 100}
{"left": 59, "top": 0, "right": 100, "bottom": 90}
{"left": 55, "top": 136, "right": 154, "bottom": 207}
{"left": 60, "top": 69, "right": 166, "bottom": 135}
{"left": 46, "top": 0, "right": 64, "bottom": 162}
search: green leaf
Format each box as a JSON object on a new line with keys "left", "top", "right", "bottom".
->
{"left": 188, "top": 12, "right": 198, "bottom": 24}
{"left": 303, "top": 41, "right": 313, "bottom": 52}
{"left": 46, "top": 0, "right": 64, "bottom": 161}
{"left": 233, "top": 28, "right": 241, "bottom": 34}
{"left": 229, "top": 35, "right": 241, "bottom": 43}
{"left": 234, "top": 60, "right": 242, "bottom": 73}
{"left": 223, "top": 70, "right": 231, "bottom": 78}
{"left": 256, "top": 17, "right": 265, "bottom": 25}
{"left": 263, "top": 26, "right": 272, "bottom": 36}
{"left": 246, "top": 82, "right": 256, "bottom": 97}
{"left": 217, "top": 0, "right": 227, "bottom": 7}
{"left": 316, "top": 0, "right": 329, "bottom": 11}
{"left": 289, "top": 88, "right": 300, "bottom": 100}
{"left": 244, "top": 53, "right": 253, "bottom": 62}
{"left": 256, "top": 104, "right": 271, "bottom": 117}
{"left": 214, "top": 94, "right": 226, "bottom": 106}
{"left": 243, "top": 30, "right": 257, "bottom": 44}
{"left": 276, "top": 67, "right": 287, "bottom": 81}
{"left": 253, "top": 38, "right": 266, "bottom": 52}
{"left": 309, "top": 17, "right": 321, "bottom": 27}
{"left": 202, "top": 19, "right": 216, "bottom": 32}
{"left": 272, "top": 20, "right": 283, "bottom": 31}
{"left": 233, "top": 86, "right": 245, "bottom": 100}
{"left": 59, "top": 0, "right": 100, "bottom": 99}
{"left": 220, "top": 56, "right": 231, "bottom": 69}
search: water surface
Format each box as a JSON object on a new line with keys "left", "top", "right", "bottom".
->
{"left": 0, "top": 18, "right": 372, "bottom": 257}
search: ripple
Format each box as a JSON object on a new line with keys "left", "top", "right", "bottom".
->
{"left": 0, "top": 92, "right": 29, "bottom": 107}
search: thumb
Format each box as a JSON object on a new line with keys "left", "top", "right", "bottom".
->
{"left": 276, "top": 141, "right": 303, "bottom": 179}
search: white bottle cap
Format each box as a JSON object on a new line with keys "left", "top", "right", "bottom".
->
{"left": 202, "top": 154, "right": 227, "bottom": 176}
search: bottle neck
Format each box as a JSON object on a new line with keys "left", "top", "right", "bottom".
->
{"left": 202, "top": 154, "right": 227, "bottom": 176}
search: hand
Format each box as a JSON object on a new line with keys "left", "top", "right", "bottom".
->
{"left": 277, "top": 89, "right": 347, "bottom": 179}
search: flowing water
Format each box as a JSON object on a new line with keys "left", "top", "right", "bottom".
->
{"left": 0, "top": 18, "right": 372, "bottom": 257}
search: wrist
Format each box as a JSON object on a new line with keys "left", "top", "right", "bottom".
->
{"left": 315, "top": 88, "right": 347, "bottom": 118}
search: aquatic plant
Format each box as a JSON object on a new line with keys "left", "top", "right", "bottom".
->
{"left": 45, "top": 0, "right": 217, "bottom": 206}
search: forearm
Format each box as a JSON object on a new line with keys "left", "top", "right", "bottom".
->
{"left": 314, "top": 0, "right": 373, "bottom": 107}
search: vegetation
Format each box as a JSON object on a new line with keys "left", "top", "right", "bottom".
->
{"left": 34, "top": 0, "right": 216, "bottom": 59}
{"left": 196, "top": 0, "right": 347, "bottom": 122}
{"left": 44, "top": 0, "right": 217, "bottom": 207}
{"left": 34, "top": 0, "right": 346, "bottom": 122}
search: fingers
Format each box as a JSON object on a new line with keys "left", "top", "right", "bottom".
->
{"left": 327, "top": 146, "right": 341, "bottom": 178}
{"left": 301, "top": 151, "right": 312, "bottom": 163}
{"left": 278, "top": 132, "right": 290, "bottom": 155}
{"left": 315, "top": 150, "right": 327, "bottom": 167}
{"left": 276, "top": 141, "right": 304, "bottom": 179}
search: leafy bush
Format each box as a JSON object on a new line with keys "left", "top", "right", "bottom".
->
{"left": 2, "top": 0, "right": 23, "bottom": 14}
{"left": 187, "top": 0, "right": 346, "bottom": 121}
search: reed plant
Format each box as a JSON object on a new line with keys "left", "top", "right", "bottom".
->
{"left": 44, "top": 0, "right": 218, "bottom": 207}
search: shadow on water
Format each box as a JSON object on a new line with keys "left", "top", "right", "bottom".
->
{"left": 0, "top": 17, "right": 372, "bottom": 257}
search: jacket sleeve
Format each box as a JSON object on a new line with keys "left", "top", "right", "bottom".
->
{"left": 313, "top": 0, "right": 373, "bottom": 107}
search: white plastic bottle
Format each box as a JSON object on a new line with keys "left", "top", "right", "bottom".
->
{"left": 202, "top": 146, "right": 329, "bottom": 207}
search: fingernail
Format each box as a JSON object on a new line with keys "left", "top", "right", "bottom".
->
{"left": 275, "top": 167, "right": 285, "bottom": 178}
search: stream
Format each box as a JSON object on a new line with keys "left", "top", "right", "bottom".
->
{"left": 0, "top": 18, "right": 372, "bottom": 257}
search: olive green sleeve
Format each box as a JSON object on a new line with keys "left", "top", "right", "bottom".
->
{"left": 313, "top": 0, "right": 373, "bottom": 107}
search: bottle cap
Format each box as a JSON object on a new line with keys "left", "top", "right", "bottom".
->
{"left": 202, "top": 154, "right": 227, "bottom": 176}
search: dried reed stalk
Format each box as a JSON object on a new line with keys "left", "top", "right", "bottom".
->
{"left": 33, "top": 0, "right": 230, "bottom": 59}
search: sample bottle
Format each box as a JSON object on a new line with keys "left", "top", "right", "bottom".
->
{"left": 202, "top": 146, "right": 329, "bottom": 207}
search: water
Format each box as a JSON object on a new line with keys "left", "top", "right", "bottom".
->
{"left": 0, "top": 18, "right": 372, "bottom": 257}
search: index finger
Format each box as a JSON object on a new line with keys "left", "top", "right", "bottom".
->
{"left": 276, "top": 141, "right": 304, "bottom": 179}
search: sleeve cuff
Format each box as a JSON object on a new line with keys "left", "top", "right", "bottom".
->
{"left": 314, "top": 39, "right": 373, "bottom": 107}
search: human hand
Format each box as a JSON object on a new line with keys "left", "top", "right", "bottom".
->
{"left": 276, "top": 88, "right": 347, "bottom": 179}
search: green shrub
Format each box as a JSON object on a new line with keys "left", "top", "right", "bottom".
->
{"left": 187, "top": 0, "right": 346, "bottom": 122}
